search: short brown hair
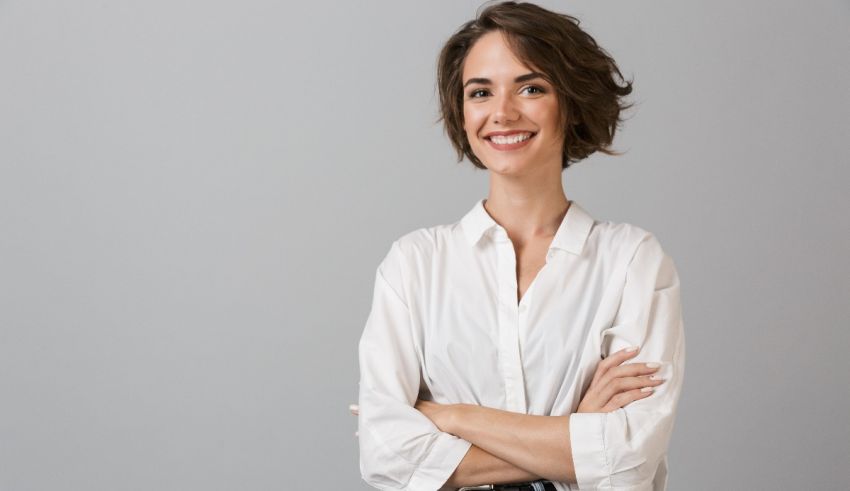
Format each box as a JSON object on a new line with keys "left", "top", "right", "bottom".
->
{"left": 435, "top": 1, "right": 635, "bottom": 170}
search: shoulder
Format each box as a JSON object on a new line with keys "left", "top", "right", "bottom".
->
{"left": 388, "top": 219, "right": 457, "bottom": 263}
{"left": 590, "top": 220, "right": 661, "bottom": 257}
{"left": 375, "top": 223, "right": 451, "bottom": 289}
{"left": 592, "top": 219, "right": 679, "bottom": 293}
{"left": 589, "top": 217, "right": 671, "bottom": 267}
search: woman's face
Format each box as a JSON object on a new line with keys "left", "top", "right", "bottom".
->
{"left": 462, "top": 30, "right": 564, "bottom": 176}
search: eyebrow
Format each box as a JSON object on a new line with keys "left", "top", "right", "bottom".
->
{"left": 463, "top": 72, "right": 545, "bottom": 88}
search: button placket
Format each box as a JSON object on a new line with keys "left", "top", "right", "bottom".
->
{"left": 494, "top": 231, "right": 528, "bottom": 413}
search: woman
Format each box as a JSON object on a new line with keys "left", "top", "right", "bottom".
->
{"left": 354, "top": 2, "right": 685, "bottom": 490}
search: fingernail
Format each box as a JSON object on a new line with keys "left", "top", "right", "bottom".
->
{"left": 641, "top": 386, "right": 655, "bottom": 392}
{"left": 349, "top": 404, "right": 359, "bottom": 411}
{"left": 625, "top": 346, "right": 639, "bottom": 352}
{"left": 650, "top": 375, "right": 664, "bottom": 381}
{"left": 645, "top": 362, "right": 661, "bottom": 369}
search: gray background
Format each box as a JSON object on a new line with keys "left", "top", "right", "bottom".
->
{"left": 1, "top": 0, "right": 848, "bottom": 489}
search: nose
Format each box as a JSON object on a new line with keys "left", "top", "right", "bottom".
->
{"left": 492, "top": 92, "right": 519, "bottom": 124}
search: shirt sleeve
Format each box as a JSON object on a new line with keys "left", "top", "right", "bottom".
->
{"left": 569, "top": 233, "right": 686, "bottom": 490}
{"left": 357, "top": 241, "right": 472, "bottom": 491}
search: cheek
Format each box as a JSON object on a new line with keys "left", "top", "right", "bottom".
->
{"left": 463, "top": 105, "right": 483, "bottom": 121}
{"left": 532, "top": 102, "right": 558, "bottom": 121}
{"left": 463, "top": 105, "right": 485, "bottom": 130}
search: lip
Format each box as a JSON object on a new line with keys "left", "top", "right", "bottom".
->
{"left": 485, "top": 131, "right": 536, "bottom": 151}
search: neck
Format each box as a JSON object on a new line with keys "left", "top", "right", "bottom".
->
{"left": 483, "top": 188, "right": 570, "bottom": 243}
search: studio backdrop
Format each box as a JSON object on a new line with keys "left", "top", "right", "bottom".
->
{"left": 0, "top": 0, "right": 847, "bottom": 489}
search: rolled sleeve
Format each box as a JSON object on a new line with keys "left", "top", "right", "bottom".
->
{"left": 358, "top": 241, "right": 472, "bottom": 490}
{"left": 570, "top": 234, "right": 686, "bottom": 490}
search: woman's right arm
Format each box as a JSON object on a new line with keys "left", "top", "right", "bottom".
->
{"left": 445, "top": 444, "right": 539, "bottom": 488}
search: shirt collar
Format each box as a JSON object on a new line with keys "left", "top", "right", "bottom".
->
{"left": 460, "top": 198, "right": 595, "bottom": 255}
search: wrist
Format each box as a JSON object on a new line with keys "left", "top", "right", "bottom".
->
{"left": 447, "top": 403, "right": 469, "bottom": 436}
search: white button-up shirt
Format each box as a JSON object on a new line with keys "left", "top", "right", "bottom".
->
{"left": 357, "top": 198, "right": 686, "bottom": 491}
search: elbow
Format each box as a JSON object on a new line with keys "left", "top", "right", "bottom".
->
{"left": 358, "top": 425, "right": 414, "bottom": 490}
{"left": 610, "top": 421, "right": 677, "bottom": 488}
{"left": 571, "top": 410, "right": 675, "bottom": 489}
{"left": 603, "top": 453, "right": 667, "bottom": 489}
{"left": 359, "top": 452, "right": 410, "bottom": 490}
{"left": 608, "top": 418, "right": 675, "bottom": 487}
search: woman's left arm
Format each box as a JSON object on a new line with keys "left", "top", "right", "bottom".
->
{"left": 416, "top": 400, "right": 577, "bottom": 483}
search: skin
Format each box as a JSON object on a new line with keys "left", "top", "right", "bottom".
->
{"left": 354, "top": 30, "right": 666, "bottom": 489}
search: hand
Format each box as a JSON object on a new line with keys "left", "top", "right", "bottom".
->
{"left": 414, "top": 399, "right": 457, "bottom": 434}
{"left": 576, "top": 346, "right": 665, "bottom": 413}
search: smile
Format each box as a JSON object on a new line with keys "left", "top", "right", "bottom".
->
{"left": 485, "top": 132, "right": 536, "bottom": 151}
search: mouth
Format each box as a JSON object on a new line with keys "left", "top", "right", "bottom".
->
{"left": 485, "top": 131, "right": 537, "bottom": 150}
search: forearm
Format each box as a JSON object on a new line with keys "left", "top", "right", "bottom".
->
{"left": 448, "top": 404, "right": 577, "bottom": 483}
{"left": 445, "top": 444, "right": 540, "bottom": 488}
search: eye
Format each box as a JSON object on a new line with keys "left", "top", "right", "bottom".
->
{"left": 523, "top": 85, "right": 545, "bottom": 95}
{"left": 468, "top": 89, "right": 489, "bottom": 99}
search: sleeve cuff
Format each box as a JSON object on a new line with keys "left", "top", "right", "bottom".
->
{"left": 407, "top": 434, "right": 472, "bottom": 491}
{"left": 570, "top": 412, "right": 610, "bottom": 489}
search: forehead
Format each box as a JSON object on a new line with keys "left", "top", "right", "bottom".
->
{"left": 462, "top": 30, "right": 536, "bottom": 80}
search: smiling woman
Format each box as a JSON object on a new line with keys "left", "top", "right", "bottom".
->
{"left": 355, "top": 2, "right": 685, "bottom": 491}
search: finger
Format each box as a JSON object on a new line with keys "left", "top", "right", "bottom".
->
{"left": 596, "top": 346, "right": 640, "bottom": 378}
{"left": 597, "top": 374, "right": 665, "bottom": 404}
{"left": 592, "top": 346, "right": 641, "bottom": 385}
{"left": 598, "top": 376, "right": 664, "bottom": 406}
{"left": 603, "top": 386, "right": 656, "bottom": 411}
{"left": 349, "top": 404, "right": 359, "bottom": 416}
{"left": 602, "top": 361, "right": 662, "bottom": 386}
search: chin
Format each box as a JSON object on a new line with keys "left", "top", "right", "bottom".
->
{"left": 482, "top": 158, "right": 534, "bottom": 175}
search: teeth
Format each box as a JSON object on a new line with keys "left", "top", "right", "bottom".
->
{"left": 490, "top": 133, "right": 532, "bottom": 144}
